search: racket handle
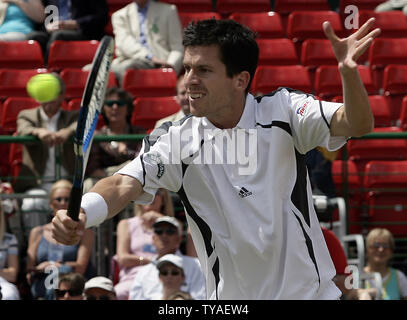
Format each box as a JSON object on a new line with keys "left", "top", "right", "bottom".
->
{"left": 68, "top": 185, "right": 83, "bottom": 221}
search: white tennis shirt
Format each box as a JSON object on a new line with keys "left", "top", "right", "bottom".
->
{"left": 117, "top": 88, "right": 346, "bottom": 299}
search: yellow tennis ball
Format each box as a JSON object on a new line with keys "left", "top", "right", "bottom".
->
{"left": 26, "top": 73, "right": 61, "bottom": 103}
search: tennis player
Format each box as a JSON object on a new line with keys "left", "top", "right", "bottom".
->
{"left": 52, "top": 18, "right": 380, "bottom": 299}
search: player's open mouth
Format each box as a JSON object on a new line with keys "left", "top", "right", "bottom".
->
{"left": 189, "top": 93, "right": 205, "bottom": 100}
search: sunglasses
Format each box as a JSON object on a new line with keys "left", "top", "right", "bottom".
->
{"left": 54, "top": 289, "right": 83, "bottom": 298}
{"left": 154, "top": 227, "right": 177, "bottom": 236}
{"left": 105, "top": 100, "right": 127, "bottom": 107}
{"left": 371, "top": 242, "right": 391, "bottom": 249}
{"left": 86, "top": 295, "right": 111, "bottom": 300}
{"left": 159, "top": 270, "right": 181, "bottom": 277}
{"left": 53, "top": 197, "right": 69, "bottom": 203}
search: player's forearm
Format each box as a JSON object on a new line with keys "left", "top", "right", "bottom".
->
{"left": 88, "top": 174, "right": 142, "bottom": 220}
{"left": 340, "top": 65, "right": 374, "bottom": 137}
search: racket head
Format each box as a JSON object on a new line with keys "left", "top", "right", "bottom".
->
{"left": 68, "top": 36, "right": 114, "bottom": 221}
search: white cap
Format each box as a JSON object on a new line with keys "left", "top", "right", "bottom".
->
{"left": 153, "top": 216, "right": 180, "bottom": 229}
{"left": 84, "top": 277, "right": 115, "bottom": 293}
{"left": 156, "top": 254, "right": 183, "bottom": 270}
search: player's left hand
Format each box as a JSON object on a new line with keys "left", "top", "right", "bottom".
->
{"left": 323, "top": 17, "right": 381, "bottom": 71}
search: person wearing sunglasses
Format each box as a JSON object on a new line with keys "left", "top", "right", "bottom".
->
{"left": 361, "top": 228, "right": 407, "bottom": 300}
{"left": 83, "top": 87, "right": 146, "bottom": 194}
{"left": 156, "top": 254, "right": 193, "bottom": 300}
{"left": 84, "top": 276, "right": 117, "bottom": 300}
{"left": 54, "top": 272, "right": 85, "bottom": 300}
{"left": 26, "top": 179, "right": 94, "bottom": 299}
{"left": 129, "top": 216, "right": 205, "bottom": 300}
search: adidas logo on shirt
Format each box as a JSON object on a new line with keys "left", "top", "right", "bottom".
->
{"left": 238, "top": 187, "right": 252, "bottom": 198}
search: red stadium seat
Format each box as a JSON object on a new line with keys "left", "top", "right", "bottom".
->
{"left": 314, "top": 65, "right": 377, "bottom": 100}
{"left": 274, "top": 0, "right": 330, "bottom": 13}
{"left": 48, "top": 40, "right": 100, "bottom": 70}
{"left": 364, "top": 160, "right": 407, "bottom": 236}
{"left": 8, "top": 138, "right": 22, "bottom": 184}
{"left": 178, "top": 12, "right": 221, "bottom": 29}
{"left": 347, "top": 127, "right": 407, "bottom": 174}
{"left": 251, "top": 65, "right": 312, "bottom": 96}
{"left": 161, "top": 0, "right": 213, "bottom": 12}
{"left": 286, "top": 11, "right": 343, "bottom": 42}
{"left": 60, "top": 68, "right": 118, "bottom": 100}
{"left": 106, "top": 0, "right": 132, "bottom": 13}
{"left": 358, "top": 11, "right": 407, "bottom": 38}
{"left": 0, "top": 97, "right": 38, "bottom": 134}
{"left": 383, "top": 65, "right": 407, "bottom": 123}
{"left": 0, "top": 40, "right": 43, "bottom": 69}
{"left": 0, "top": 68, "right": 48, "bottom": 99}
{"left": 301, "top": 39, "right": 336, "bottom": 68}
{"left": 131, "top": 96, "right": 181, "bottom": 130}
{"left": 257, "top": 39, "right": 298, "bottom": 66}
{"left": 399, "top": 96, "right": 407, "bottom": 130}
{"left": 215, "top": 0, "right": 271, "bottom": 16}
{"left": 123, "top": 68, "right": 177, "bottom": 98}
{"left": 368, "top": 38, "right": 407, "bottom": 90}
{"left": 229, "top": 12, "right": 285, "bottom": 39}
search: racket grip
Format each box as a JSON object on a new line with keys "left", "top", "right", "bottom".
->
{"left": 68, "top": 185, "right": 83, "bottom": 221}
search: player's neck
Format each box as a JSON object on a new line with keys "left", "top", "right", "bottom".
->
{"left": 208, "top": 94, "right": 246, "bottom": 129}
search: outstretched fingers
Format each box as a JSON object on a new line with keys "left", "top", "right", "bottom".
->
{"left": 353, "top": 17, "right": 376, "bottom": 40}
{"left": 323, "top": 21, "right": 340, "bottom": 44}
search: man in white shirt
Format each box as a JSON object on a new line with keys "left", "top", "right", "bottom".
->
{"left": 52, "top": 19, "right": 380, "bottom": 299}
{"left": 128, "top": 216, "right": 205, "bottom": 300}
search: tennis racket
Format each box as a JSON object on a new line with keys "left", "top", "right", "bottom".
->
{"left": 67, "top": 36, "right": 114, "bottom": 221}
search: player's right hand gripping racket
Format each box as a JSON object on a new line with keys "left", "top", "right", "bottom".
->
{"left": 67, "top": 36, "right": 114, "bottom": 221}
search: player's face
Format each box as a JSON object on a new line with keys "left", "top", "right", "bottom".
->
{"left": 183, "top": 45, "right": 239, "bottom": 127}
{"left": 176, "top": 78, "right": 190, "bottom": 115}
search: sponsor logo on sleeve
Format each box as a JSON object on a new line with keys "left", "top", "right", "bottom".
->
{"left": 296, "top": 100, "right": 310, "bottom": 116}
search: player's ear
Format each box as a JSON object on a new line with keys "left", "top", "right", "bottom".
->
{"left": 234, "top": 71, "right": 250, "bottom": 92}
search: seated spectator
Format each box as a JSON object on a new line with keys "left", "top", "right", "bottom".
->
{"left": 375, "top": 0, "right": 407, "bottom": 16}
{"left": 113, "top": 188, "right": 174, "bottom": 300}
{"left": 54, "top": 272, "right": 85, "bottom": 300}
{"left": 0, "top": 198, "right": 20, "bottom": 300}
{"left": 16, "top": 73, "right": 78, "bottom": 239}
{"left": 0, "top": 0, "right": 45, "bottom": 41}
{"left": 111, "top": 0, "right": 184, "bottom": 83}
{"left": 362, "top": 228, "right": 407, "bottom": 300}
{"left": 26, "top": 179, "right": 94, "bottom": 300}
{"left": 156, "top": 254, "right": 193, "bottom": 300}
{"left": 84, "top": 276, "right": 117, "bottom": 300}
{"left": 154, "top": 74, "right": 190, "bottom": 129}
{"left": 28, "top": 0, "right": 108, "bottom": 61}
{"left": 83, "top": 87, "right": 146, "bottom": 193}
{"left": 129, "top": 217, "right": 205, "bottom": 300}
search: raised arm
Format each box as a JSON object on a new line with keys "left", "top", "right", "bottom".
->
{"left": 52, "top": 174, "right": 143, "bottom": 245}
{"left": 326, "top": 18, "right": 381, "bottom": 137}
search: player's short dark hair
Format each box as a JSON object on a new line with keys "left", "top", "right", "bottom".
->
{"left": 182, "top": 19, "right": 258, "bottom": 93}
{"left": 102, "top": 87, "right": 134, "bottom": 125}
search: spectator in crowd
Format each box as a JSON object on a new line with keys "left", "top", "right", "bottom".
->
{"left": 306, "top": 147, "right": 338, "bottom": 198}
{"left": 375, "top": 0, "right": 407, "bottom": 16}
{"left": 28, "top": 0, "right": 109, "bottom": 61}
{"left": 0, "top": 0, "right": 45, "bottom": 41}
{"left": 129, "top": 216, "right": 205, "bottom": 300}
{"left": 156, "top": 254, "right": 193, "bottom": 300}
{"left": 16, "top": 73, "right": 78, "bottom": 239}
{"left": 111, "top": 0, "right": 184, "bottom": 83}
{"left": 84, "top": 87, "right": 146, "bottom": 193}
{"left": 154, "top": 74, "right": 190, "bottom": 129}
{"left": 54, "top": 272, "right": 85, "bottom": 300}
{"left": 362, "top": 228, "right": 407, "bottom": 300}
{"left": 26, "top": 179, "right": 94, "bottom": 299}
{"left": 113, "top": 188, "right": 173, "bottom": 300}
{"left": 0, "top": 198, "right": 20, "bottom": 300}
{"left": 84, "top": 276, "right": 117, "bottom": 300}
